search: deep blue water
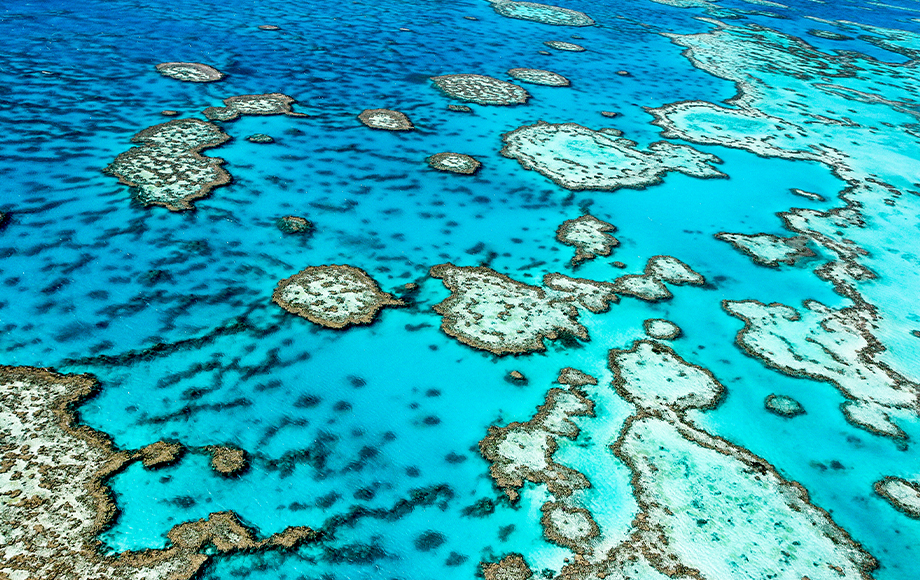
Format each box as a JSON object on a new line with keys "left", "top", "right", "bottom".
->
{"left": 3, "top": 0, "right": 920, "bottom": 579}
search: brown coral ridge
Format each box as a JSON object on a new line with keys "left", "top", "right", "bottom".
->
{"left": 483, "top": 553, "right": 533, "bottom": 580}
{"left": 611, "top": 255, "right": 706, "bottom": 302}
{"left": 874, "top": 476, "right": 920, "bottom": 519}
{"left": 104, "top": 118, "right": 231, "bottom": 211}
{"left": 0, "top": 365, "right": 316, "bottom": 580}
{"left": 357, "top": 108, "right": 414, "bottom": 131}
{"left": 272, "top": 264, "right": 404, "bottom": 329}
{"left": 203, "top": 93, "right": 307, "bottom": 122}
{"left": 555, "top": 214, "right": 619, "bottom": 267}
{"left": 714, "top": 231, "right": 816, "bottom": 268}
{"left": 479, "top": 379, "right": 596, "bottom": 502}
{"left": 206, "top": 445, "right": 249, "bottom": 476}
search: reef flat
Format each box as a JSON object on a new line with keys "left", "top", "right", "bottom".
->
{"left": 507, "top": 68, "right": 570, "bottom": 87}
{"left": 875, "top": 477, "right": 920, "bottom": 519}
{"left": 155, "top": 62, "right": 224, "bottom": 83}
{"left": 104, "top": 118, "right": 230, "bottom": 211}
{"left": 501, "top": 121, "right": 725, "bottom": 191}
{"left": 203, "top": 93, "right": 303, "bottom": 121}
{"left": 272, "top": 265, "right": 403, "bottom": 329}
{"left": 0, "top": 366, "right": 314, "bottom": 580}
{"left": 430, "top": 264, "right": 618, "bottom": 355}
{"left": 488, "top": 1, "right": 595, "bottom": 27}
{"left": 431, "top": 74, "right": 530, "bottom": 105}
{"left": 358, "top": 108, "right": 414, "bottom": 131}
{"left": 612, "top": 255, "right": 706, "bottom": 302}
{"left": 482, "top": 340, "right": 878, "bottom": 580}
{"left": 555, "top": 214, "right": 618, "bottom": 267}
{"left": 715, "top": 232, "right": 815, "bottom": 268}
{"left": 427, "top": 152, "right": 482, "bottom": 174}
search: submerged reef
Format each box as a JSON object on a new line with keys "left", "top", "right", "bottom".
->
{"left": 764, "top": 394, "right": 806, "bottom": 417}
{"left": 643, "top": 318, "right": 681, "bottom": 340}
{"left": 0, "top": 366, "right": 315, "bottom": 580}
{"left": 430, "top": 264, "right": 618, "bottom": 355}
{"left": 207, "top": 445, "right": 248, "bottom": 476}
{"left": 725, "top": 299, "right": 917, "bottom": 438}
{"left": 874, "top": 476, "right": 920, "bottom": 519}
{"left": 555, "top": 214, "right": 618, "bottom": 267}
{"left": 501, "top": 121, "right": 725, "bottom": 191}
{"left": 489, "top": 1, "right": 594, "bottom": 27}
{"left": 543, "top": 40, "right": 585, "bottom": 51}
{"left": 715, "top": 232, "right": 815, "bottom": 267}
{"left": 647, "top": 19, "right": 920, "bottom": 439}
{"left": 431, "top": 74, "right": 530, "bottom": 105}
{"left": 480, "top": 369, "right": 599, "bottom": 552}
{"left": 272, "top": 265, "right": 404, "bottom": 329}
{"left": 426, "top": 152, "right": 482, "bottom": 174}
{"left": 203, "top": 93, "right": 303, "bottom": 121}
{"left": 247, "top": 133, "right": 274, "bottom": 143}
{"left": 277, "top": 215, "right": 312, "bottom": 234}
{"left": 507, "top": 67, "right": 570, "bottom": 86}
{"left": 155, "top": 62, "right": 224, "bottom": 82}
{"left": 612, "top": 255, "right": 705, "bottom": 301}
{"left": 483, "top": 340, "right": 878, "bottom": 579}
{"left": 104, "top": 118, "right": 230, "bottom": 211}
{"left": 358, "top": 108, "right": 414, "bottom": 131}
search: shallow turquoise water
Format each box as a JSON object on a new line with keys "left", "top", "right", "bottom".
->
{"left": 3, "top": 0, "right": 920, "bottom": 579}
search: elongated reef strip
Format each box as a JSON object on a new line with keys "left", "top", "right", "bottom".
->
{"left": 155, "top": 62, "right": 224, "bottom": 82}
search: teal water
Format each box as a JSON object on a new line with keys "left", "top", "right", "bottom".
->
{"left": 3, "top": 0, "right": 920, "bottom": 578}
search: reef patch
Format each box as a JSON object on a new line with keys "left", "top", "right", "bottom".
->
{"left": 764, "top": 394, "right": 806, "bottom": 417}
{"left": 501, "top": 121, "right": 725, "bottom": 191}
{"left": 430, "top": 264, "right": 618, "bottom": 355}
{"left": 489, "top": 1, "right": 594, "bottom": 27}
{"left": 715, "top": 232, "right": 815, "bottom": 267}
{"left": 155, "top": 62, "right": 224, "bottom": 82}
{"left": 612, "top": 255, "right": 705, "bottom": 301}
{"left": 507, "top": 67, "right": 570, "bottom": 86}
{"left": 358, "top": 108, "right": 414, "bottom": 131}
{"left": 0, "top": 366, "right": 315, "bottom": 580}
{"left": 104, "top": 118, "right": 230, "bottom": 211}
{"left": 555, "top": 214, "right": 618, "bottom": 267}
{"left": 273, "top": 265, "right": 404, "bottom": 329}
{"left": 203, "top": 93, "right": 303, "bottom": 122}
{"left": 431, "top": 74, "right": 530, "bottom": 105}
{"left": 543, "top": 40, "right": 585, "bottom": 51}
{"left": 427, "top": 152, "right": 482, "bottom": 174}
{"left": 874, "top": 477, "right": 920, "bottom": 519}
{"left": 643, "top": 318, "right": 681, "bottom": 340}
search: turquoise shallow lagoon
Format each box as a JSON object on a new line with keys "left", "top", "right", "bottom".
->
{"left": 3, "top": 0, "right": 920, "bottom": 579}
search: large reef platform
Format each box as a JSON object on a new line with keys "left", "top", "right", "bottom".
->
{"left": 0, "top": 366, "right": 315, "bottom": 580}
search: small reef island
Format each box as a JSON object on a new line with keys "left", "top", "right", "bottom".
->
{"left": 5, "top": 0, "right": 920, "bottom": 580}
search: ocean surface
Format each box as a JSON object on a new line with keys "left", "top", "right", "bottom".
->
{"left": 2, "top": 0, "right": 920, "bottom": 578}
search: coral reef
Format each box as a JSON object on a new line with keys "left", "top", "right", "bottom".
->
{"left": 643, "top": 318, "right": 681, "bottom": 340}
{"left": 489, "top": 1, "right": 594, "bottom": 27}
{"left": 104, "top": 118, "right": 230, "bottom": 211}
{"left": 612, "top": 255, "right": 705, "bottom": 301}
{"left": 430, "top": 264, "right": 618, "bottom": 355}
{"left": 508, "top": 68, "right": 570, "bottom": 86}
{"left": 715, "top": 232, "right": 815, "bottom": 267}
{"left": 874, "top": 477, "right": 920, "bottom": 519}
{"left": 431, "top": 74, "right": 530, "bottom": 105}
{"left": 427, "top": 152, "right": 482, "bottom": 174}
{"left": 555, "top": 214, "right": 618, "bottom": 267}
{"left": 155, "top": 62, "right": 224, "bottom": 82}
{"left": 501, "top": 121, "right": 725, "bottom": 191}
{"left": 273, "top": 265, "right": 404, "bottom": 329}
{"left": 764, "top": 394, "right": 806, "bottom": 417}
{"left": 0, "top": 366, "right": 315, "bottom": 580}
{"left": 203, "top": 93, "right": 304, "bottom": 122}
{"left": 358, "top": 108, "right": 414, "bottom": 131}
{"left": 544, "top": 40, "right": 585, "bottom": 51}
{"left": 277, "top": 215, "right": 312, "bottom": 234}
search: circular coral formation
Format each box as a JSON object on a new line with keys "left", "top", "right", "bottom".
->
{"left": 272, "top": 265, "right": 404, "bottom": 329}
{"left": 426, "top": 152, "right": 482, "bottom": 175}
{"left": 544, "top": 40, "right": 585, "bottom": 52}
{"left": 492, "top": 1, "right": 594, "bottom": 26}
{"left": 247, "top": 133, "right": 274, "bottom": 144}
{"left": 207, "top": 446, "right": 248, "bottom": 476}
{"left": 431, "top": 74, "right": 530, "bottom": 106}
{"left": 277, "top": 215, "right": 312, "bottom": 234}
{"left": 139, "top": 441, "right": 184, "bottom": 469}
{"left": 507, "top": 68, "right": 570, "bottom": 87}
{"left": 643, "top": 318, "right": 681, "bottom": 340}
{"left": 155, "top": 62, "right": 224, "bottom": 83}
{"left": 357, "top": 108, "right": 414, "bottom": 131}
{"left": 764, "top": 394, "right": 806, "bottom": 417}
